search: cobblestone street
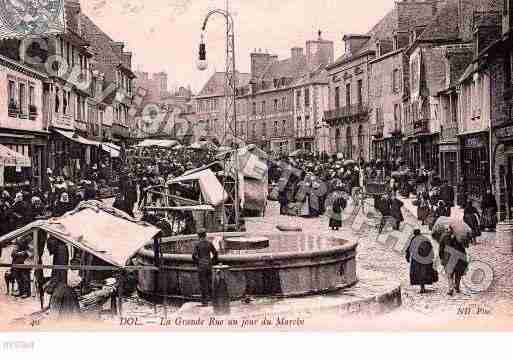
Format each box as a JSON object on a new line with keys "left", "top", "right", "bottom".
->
{"left": 246, "top": 198, "right": 513, "bottom": 323}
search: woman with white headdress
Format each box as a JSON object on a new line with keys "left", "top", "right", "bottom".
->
{"left": 53, "top": 192, "right": 74, "bottom": 217}
{"left": 11, "top": 192, "right": 29, "bottom": 229}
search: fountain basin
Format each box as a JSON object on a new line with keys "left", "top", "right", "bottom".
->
{"left": 135, "top": 232, "right": 357, "bottom": 301}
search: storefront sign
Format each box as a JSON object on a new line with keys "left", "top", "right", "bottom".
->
{"left": 440, "top": 144, "right": 459, "bottom": 152}
{"left": 496, "top": 125, "right": 513, "bottom": 140}
{"left": 464, "top": 136, "right": 483, "bottom": 148}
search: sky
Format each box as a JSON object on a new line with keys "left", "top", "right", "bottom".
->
{"left": 81, "top": 0, "right": 396, "bottom": 93}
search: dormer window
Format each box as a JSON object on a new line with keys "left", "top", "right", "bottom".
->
{"left": 393, "top": 35, "right": 398, "bottom": 50}
{"left": 376, "top": 41, "right": 381, "bottom": 57}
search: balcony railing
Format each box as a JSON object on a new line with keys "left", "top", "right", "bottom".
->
{"left": 324, "top": 103, "right": 368, "bottom": 123}
{"left": 440, "top": 124, "right": 458, "bottom": 142}
{"left": 413, "top": 119, "right": 429, "bottom": 135}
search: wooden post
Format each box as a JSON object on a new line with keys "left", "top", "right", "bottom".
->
{"left": 32, "top": 229, "right": 39, "bottom": 300}
{"left": 117, "top": 271, "right": 124, "bottom": 317}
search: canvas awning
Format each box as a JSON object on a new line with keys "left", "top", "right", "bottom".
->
{"left": 101, "top": 143, "right": 120, "bottom": 158}
{"left": 54, "top": 129, "right": 100, "bottom": 146}
{"left": 135, "top": 139, "right": 178, "bottom": 148}
{"left": 0, "top": 201, "right": 160, "bottom": 267}
{"left": 167, "top": 168, "right": 227, "bottom": 206}
{"left": 0, "top": 144, "right": 31, "bottom": 167}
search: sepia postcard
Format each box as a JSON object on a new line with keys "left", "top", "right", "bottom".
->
{"left": 0, "top": 0, "right": 512, "bottom": 338}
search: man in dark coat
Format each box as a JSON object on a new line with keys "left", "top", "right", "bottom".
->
{"left": 125, "top": 179, "right": 138, "bottom": 217}
{"left": 11, "top": 239, "right": 31, "bottom": 298}
{"left": 439, "top": 180, "right": 455, "bottom": 216}
{"left": 45, "top": 237, "right": 70, "bottom": 294}
{"left": 456, "top": 177, "right": 467, "bottom": 208}
{"left": 192, "top": 228, "right": 218, "bottom": 305}
{"left": 406, "top": 229, "right": 437, "bottom": 293}
{"left": 390, "top": 195, "right": 404, "bottom": 230}
{"left": 439, "top": 227, "right": 468, "bottom": 296}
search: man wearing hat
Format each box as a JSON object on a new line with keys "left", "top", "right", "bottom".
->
{"left": 192, "top": 228, "right": 218, "bottom": 305}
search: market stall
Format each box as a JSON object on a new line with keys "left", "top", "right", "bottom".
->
{"left": 135, "top": 139, "right": 179, "bottom": 148}
{"left": 0, "top": 201, "right": 161, "bottom": 314}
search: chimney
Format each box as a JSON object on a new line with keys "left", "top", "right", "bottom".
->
{"left": 291, "top": 47, "right": 304, "bottom": 59}
{"left": 122, "top": 52, "right": 132, "bottom": 69}
{"left": 65, "top": 0, "right": 81, "bottom": 34}
{"left": 250, "top": 51, "right": 273, "bottom": 78}
{"left": 306, "top": 31, "right": 334, "bottom": 69}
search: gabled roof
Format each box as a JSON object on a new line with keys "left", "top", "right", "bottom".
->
{"left": 80, "top": 14, "right": 127, "bottom": 84}
{"left": 417, "top": 0, "right": 461, "bottom": 42}
{"left": 330, "top": 8, "right": 397, "bottom": 68}
{"left": 417, "top": 0, "right": 503, "bottom": 43}
{"left": 291, "top": 65, "right": 329, "bottom": 88}
{"left": 259, "top": 55, "right": 308, "bottom": 81}
{"left": 196, "top": 71, "right": 251, "bottom": 98}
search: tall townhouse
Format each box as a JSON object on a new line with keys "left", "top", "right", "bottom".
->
{"left": 369, "top": 0, "right": 442, "bottom": 163}
{"left": 485, "top": 0, "right": 513, "bottom": 219}
{"left": 324, "top": 8, "right": 406, "bottom": 162}
{"left": 291, "top": 67, "right": 330, "bottom": 154}
{"left": 0, "top": 0, "right": 96, "bottom": 181}
{"left": 403, "top": 0, "right": 501, "bottom": 180}
{"left": 244, "top": 48, "right": 302, "bottom": 154}
{"left": 193, "top": 71, "right": 251, "bottom": 144}
{"left": 291, "top": 32, "right": 333, "bottom": 155}
{"left": 80, "top": 14, "right": 136, "bottom": 147}
{"left": 0, "top": 54, "right": 47, "bottom": 189}
{"left": 194, "top": 34, "right": 333, "bottom": 154}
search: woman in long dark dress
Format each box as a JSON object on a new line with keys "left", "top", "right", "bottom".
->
{"left": 481, "top": 189, "right": 498, "bottom": 232}
{"left": 439, "top": 228, "right": 468, "bottom": 296}
{"left": 406, "top": 229, "right": 437, "bottom": 294}
{"left": 463, "top": 200, "right": 481, "bottom": 244}
{"left": 417, "top": 190, "right": 431, "bottom": 225}
{"left": 329, "top": 192, "right": 347, "bottom": 231}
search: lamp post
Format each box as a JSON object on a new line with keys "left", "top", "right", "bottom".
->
{"left": 197, "top": 0, "right": 240, "bottom": 231}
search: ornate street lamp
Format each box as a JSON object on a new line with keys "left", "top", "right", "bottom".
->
{"left": 197, "top": 1, "right": 240, "bottom": 231}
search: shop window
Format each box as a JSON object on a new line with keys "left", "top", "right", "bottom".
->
{"left": 392, "top": 69, "right": 400, "bottom": 93}
{"left": 346, "top": 83, "right": 351, "bottom": 107}
{"left": 8, "top": 80, "right": 16, "bottom": 115}
{"left": 19, "top": 83, "right": 26, "bottom": 115}
{"left": 55, "top": 89, "right": 60, "bottom": 114}
{"left": 357, "top": 80, "right": 363, "bottom": 105}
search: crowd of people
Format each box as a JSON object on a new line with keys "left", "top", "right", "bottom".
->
{"left": 0, "top": 144, "right": 503, "bottom": 305}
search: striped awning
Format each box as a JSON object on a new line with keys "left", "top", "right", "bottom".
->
{"left": 0, "top": 144, "right": 31, "bottom": 167}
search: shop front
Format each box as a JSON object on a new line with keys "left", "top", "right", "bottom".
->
{"left": 493, "top": 124, "right": 513, "bottom": 220}
{"left": 0, "top": 143, "right": 33, "bottom": 189}
{"left": 460, "top": 131, "right": 490, "bottom": 202}
{"left": 49, "top": 128, "right": 96, "bottom": 180}
{"left": 403, "top": 134, "right": 439, "bottom": 171}
{"left": 0, "top": 130, "right": 48, "bottom": 189}
{"left": 439, "top": 143, "right": 459, "bottom": 187}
